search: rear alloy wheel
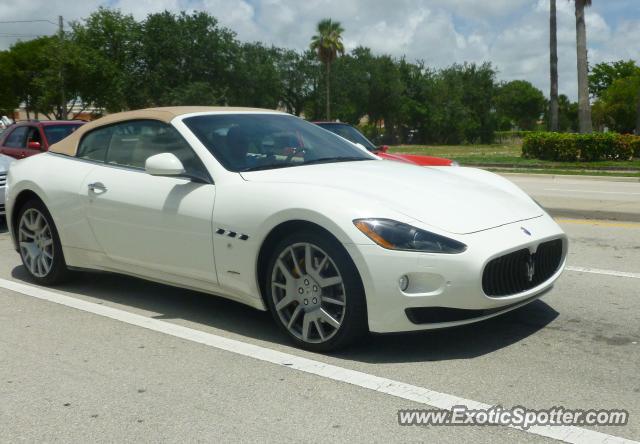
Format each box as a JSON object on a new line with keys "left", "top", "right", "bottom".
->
{"left": 17, "top": 200, "right": 70, "bottom": 285}
{"left": 266, "top": 230, "right": 367, "bottom": 351}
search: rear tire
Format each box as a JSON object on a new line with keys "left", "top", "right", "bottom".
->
{"left": 16, "top": 199, "right": 71, "bottom": 285}
{"left": 264, "top": 229, "right": 368, "bottom": 352}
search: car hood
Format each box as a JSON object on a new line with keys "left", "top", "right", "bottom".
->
{"left": 240, "top": 160, "right": 542, "bottom": 235}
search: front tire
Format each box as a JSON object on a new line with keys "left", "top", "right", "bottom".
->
{"left": 17, "top": 199, "right": 71, "bottom": 285}
{"left": 265, "top": 229, "right": 368, "bottom": 352}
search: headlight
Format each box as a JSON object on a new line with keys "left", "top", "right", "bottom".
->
{"left": 353, "top": 219, "right": 467, "bottom": 254}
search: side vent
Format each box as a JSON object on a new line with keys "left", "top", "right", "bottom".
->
{"left": 216, "top": 228, "right": 250, "bottom": 241}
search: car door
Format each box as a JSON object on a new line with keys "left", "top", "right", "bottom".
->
{"left": 78, "top": 119, "right": 218, "bottom": 285}
{"left": 1, "top": 126, "right": 29, "bottom": 159}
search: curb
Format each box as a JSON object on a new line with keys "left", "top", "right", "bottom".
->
{"left": 499, "top": 172, "right": 640, "bottom": 183}
{"left": 546, "top": 207, "right": 640, "bottom": 223}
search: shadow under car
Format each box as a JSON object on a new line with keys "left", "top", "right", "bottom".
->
{"left": 10, "top": 265, "right": 559, "bottom": 364}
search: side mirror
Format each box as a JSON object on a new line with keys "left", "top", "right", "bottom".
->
{"left": 378, "top": 145, "right": 389, "bottom": 153}
{"left": 145, "top": 153, "right": 185, "bottom": 177}
{"left": 28, "top": 141, "right": 41, "bottom": 150}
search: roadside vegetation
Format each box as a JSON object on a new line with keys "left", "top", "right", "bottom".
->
{"left": 390, "top": 143, "right": 640, "bottom": 177}
{"left": 0, "top": 1, "right": 638, "bottom": 163}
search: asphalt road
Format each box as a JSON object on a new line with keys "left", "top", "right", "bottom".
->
{"left": 504, "top": 173, "right": 640, "bottom": 222}
{"left": 1, "top": 217, "right": 639, "bottom": 443}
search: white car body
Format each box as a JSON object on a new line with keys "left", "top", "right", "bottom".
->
{"left": 0, "top": 153, "right": 15, "bottom": 215}
{"left": 6, "top": 107, "right": 567, "bottom": 337}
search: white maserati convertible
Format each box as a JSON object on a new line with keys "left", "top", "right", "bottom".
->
{"left": 6, "top": 107, "right": 567, "bottom": 351}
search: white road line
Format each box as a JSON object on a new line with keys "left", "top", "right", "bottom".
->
{"left": 544, "top": 188, "right": 640, "bottom": 195}
{"left": 566, "top": 266, "right": 640, "bottom": 279}
{"left": 0, "top": 277, "right": 636, "bottom": 444}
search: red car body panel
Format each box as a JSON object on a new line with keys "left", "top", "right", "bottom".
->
{"left": 381, "top": 152, "right": 454, "bottom": 166}
{"left": 0, "top": 120, "right": 84, "bottom": 159}
{"left": 312, "top": 121, "right": 454, "bottom": 166}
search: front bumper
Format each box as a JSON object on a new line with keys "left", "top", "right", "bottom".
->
{"left": 345, "top": 214, "right": 567, "bottom": 333}
{"left": 0, "top": 185, "right": 6, "bottom": 215}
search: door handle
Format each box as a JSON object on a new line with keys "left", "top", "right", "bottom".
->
{"left": 88, "top": 182, "right": 107, "bottom": 193}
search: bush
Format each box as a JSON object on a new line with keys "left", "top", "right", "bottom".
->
{"left": 621, "top": 134, "right": 640, "bottom": 158}
{"left": 522, "top": 132, "right": 639, "bottom": 162}
{"left": 522, "top": 132, "right": 579, "bottom": 161}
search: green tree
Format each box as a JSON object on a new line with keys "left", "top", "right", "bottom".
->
{"left": 426, "top": 63, "right": 496, "bottom": 144}
{"left": 34, "top": 38, "right": 109, "bottom": 119}
{"left": 278, "top": 49, "right": 318, "bottom": 116}
{"left": 71, "top": 7, "right": 143, "bottom": 110}
{"left": 3, "top": 36, "right": 101, "bottom": 119}
{"left": 397, "top": 59, "right": 435, "bottom": 143}
{"left": 495, "top": 80, "right": 546, "bottom": 130}
{"left": 589, "top": 60, "right": 640, "bottom": 133}
{"left": 595, "top": 75, "right": 640, "bottom": 133}
{"left": 309, "top": 18, "right": 345, "bottom": 120}
{"left": 572, "top": 0, "right": 593, "bottom": 133}
{"left": 459, "top": 62, "right": 496, "bottom": 143}
{"left": 0, "top": 50, "right": 20, "bottom": 115}
{"left": 229, "top": 43, "right": 281, "bottom": 109}
{"left": 162, "top": 82, "right": 226, "bottom": 106}
{"left": 589, "top": 60, "right": 640, "bottom": 97}
{"left": 367, "top": 54, "right": 404, "bottom": 140}
{"left": 140, "top": 11, "right": 236, "bottom": 106}
{"left": 5, "top": 37, "right": 51, "bottom": 118}
{"left": 325, "top": 47, "right": 371, "bottom": 123}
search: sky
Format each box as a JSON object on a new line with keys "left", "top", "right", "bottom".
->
{"left": 0, "top": 0, "right": 638, "bottom": 100}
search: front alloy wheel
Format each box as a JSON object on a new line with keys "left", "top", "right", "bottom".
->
{"left": 266, "top": 230, "right": 367, "bottom": 351}
{"left": 271, "top": 242, "right": 346, "bottom": 343}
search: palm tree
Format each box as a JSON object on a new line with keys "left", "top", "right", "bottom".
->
{"left": 573, "top": 0, "right": 593, "bottom": 133}
{"left": 549, "top": 0, "right": 559, "bottom": 131}
{"left": 310, "top": 18, "right": 345, "bottom": 120}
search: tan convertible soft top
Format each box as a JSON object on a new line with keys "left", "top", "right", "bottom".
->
{"left": 49, "top": 106, "right": 279, "bottom": 156}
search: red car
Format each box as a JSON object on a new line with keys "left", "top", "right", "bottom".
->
{"left": 313, "top": 122, "right": 456, "bottom": 166}
{"left": 0, "top": 120, "right": 85, "bottom": 159}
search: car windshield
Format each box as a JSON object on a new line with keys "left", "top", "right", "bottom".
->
{"left": 183, "top": 114, "right": 374, "bottom": 172}
{"left": 316, "top": 123, "right": 377, "bottom": 151}
{"left": 44, "top": 124, "right": 83, "bottom": 145}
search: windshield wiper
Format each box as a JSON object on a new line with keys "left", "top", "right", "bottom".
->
{"left": 301, "top": 156, "right": 372, "bottom": 166}
{"left": 240, "top": 164, "right": 296, "bottom": 172}
{"left": 241, "top": 157, "right": 371, "bottom": 172}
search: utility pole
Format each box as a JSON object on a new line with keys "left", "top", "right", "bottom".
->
{"left": 549, "top": 0, "right": 559, "bottom": 132}
{"left": 59, "top": 15, "right": 66, "bottom": 120}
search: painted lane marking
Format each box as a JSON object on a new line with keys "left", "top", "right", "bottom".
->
{"left": 566, "top": 266, "right": 640, "bottom": 280}
{"left": 0, "top": 277, "right": 636, "bottom": 444}
{"left": 544, "top": 188, "right": 640, "bottom": 195}
{"left": 555, "top": 219, "right": 640, "bottom": 229}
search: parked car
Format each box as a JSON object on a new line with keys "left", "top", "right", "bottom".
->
{"left": 0, "top": 153, "right": 15, "bottom": 216}
{"left": 6, "top": 107, "right": 566, "bottom": 351}
{"left": 313, "top": 121, "right": 456, "bottom": 166}
{"left": 0, "top": 120, "right": 85, "bottom": 159}
{"left": 0, "top": 115, "right": 13, "bottom": 130}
